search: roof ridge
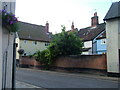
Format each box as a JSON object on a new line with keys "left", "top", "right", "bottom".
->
{"left": 18, "top": 21, "right": 45, "bottom": 27}
{"left": 79, "top": 23, "right": 105, "bottom": 30}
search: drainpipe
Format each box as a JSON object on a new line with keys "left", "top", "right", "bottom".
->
{"left": 12, "top": 33, "right": 17, "bottom": 89}
{"left": 92, "top": 40, "right": 94, "bottom": 54}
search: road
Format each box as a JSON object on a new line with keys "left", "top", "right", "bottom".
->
{"left": 16, "top": 68, "right": 118, "bottom": 88}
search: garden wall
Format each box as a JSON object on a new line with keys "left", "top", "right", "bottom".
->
{"left": 52, "top": 54, "right": 107, "bottom": 74}
{"left": 19, "top": 56, "right": 42, "bottom": 69}
{"left": 19, "top": 54, "right": 107, "bottom": 74}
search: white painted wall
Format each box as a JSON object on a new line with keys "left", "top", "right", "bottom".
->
{"left": 84, "top": 41, "right": 92, "bottom": 48}
{"left": 118, "top": 33, "right": 120, "bottom": 49}
{"left": 2, "top": 28, "right": 14, "bottom": 88}
{"left": 82, "top": 41, "right": 92, "bottom": 55}
{"left": 118, "top": 20, "right": 120, "bottom": 49}
{"left": 106, "top": 19, "right": 120, "bottom": 73}
{"left": 0, "top": 2, "right": 16, "bottom": 89}
{"left": 19, "top": 39, "right": 48, "bottom": 56}
{"left": 0, "top": 2, "right": 3, "bottom": 89}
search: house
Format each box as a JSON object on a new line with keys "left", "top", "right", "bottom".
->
{"left": 0, "top": 1, "right": 16, "bottom": 89}
{"left": 78, "top": 12, "right": 106, "bottom": 55}
{"left": 96, "top": 31, "right": 106, "bottom": 54}
{"left": 16, "top": 21, "right": 51, "bottom": 60}
{"left": 104, "top": 1, "right": 120, "bottom": 76}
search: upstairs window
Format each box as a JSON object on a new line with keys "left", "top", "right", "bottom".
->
{"left": 101, "top": 39, "right": 106, "bottom": 45}
{"left": 24, "top": 40, "right": 27, "bottom": 43}
{"left": 33, "top": 41, "right": 37, "bottom": 45}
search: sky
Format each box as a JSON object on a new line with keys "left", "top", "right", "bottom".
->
{"left": 15, "top": 0, "right": 119, "bottom": 34}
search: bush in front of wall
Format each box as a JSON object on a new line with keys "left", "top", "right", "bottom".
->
{"left": 33, "top": 49, "right": 55, "bottom": 70}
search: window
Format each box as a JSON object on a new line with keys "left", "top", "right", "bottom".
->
{"left": 101, "top": 39, "right": 106, "bottom": 44}
{"left": 24, "top": 53, "right": 26, "bottom": 56}
{"left": 33, "top": 41, "right": 37, "bottom": 45}
{"left": 45, "top": 43, "right": 50, "bottom": 46}
{"left": 24, "top": 40, "right": 27, "bottom": 43}
{"left": 35, "top": 41, "right": 37, "bottom": 45}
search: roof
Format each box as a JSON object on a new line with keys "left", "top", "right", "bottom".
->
{"left": 17, "top": 21, "right": 50, "bottom": 42}
{"left": 96, "top": 31, "right": 106, "bottom": 40}
{"left": 104, "top": 1, "right": 120, "bottom": 20}
{"left": 78, "top": 23, "right": 105, "bottom": 41}
{"left": 67, "top": 28, "right": 78, "bottom": 34}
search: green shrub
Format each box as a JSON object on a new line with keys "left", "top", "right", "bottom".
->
{"left": 33, "top": 49, "right": 54, "bottom": 70}
{"left": 32, "top": 51, "right": 41, "bottom": 61}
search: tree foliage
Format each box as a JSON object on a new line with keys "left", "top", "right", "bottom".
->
{"left": 50, "top": 26, "right": 83, "bottom": 56}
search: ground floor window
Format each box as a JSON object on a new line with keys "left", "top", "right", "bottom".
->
{"left": 45, "top": 43, "right": 50, "bottom": 46}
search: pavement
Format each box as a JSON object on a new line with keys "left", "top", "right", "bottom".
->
{"left": 16, "top": 80, "right": 42, "bottom": 89}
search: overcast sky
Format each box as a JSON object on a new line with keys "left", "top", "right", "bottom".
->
{"left": 15, "top": 0, "right": 119, "bottom": 34}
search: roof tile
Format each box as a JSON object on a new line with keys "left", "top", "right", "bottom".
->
{"left": 78, "top": 23, "right": 105, "bottom": 41}
{"left": 18, "top": 21, "right": 50, "bottom": 42}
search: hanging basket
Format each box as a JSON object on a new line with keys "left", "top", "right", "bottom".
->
{"left": 0, "top": 9, "right": 19, "bottom": 32}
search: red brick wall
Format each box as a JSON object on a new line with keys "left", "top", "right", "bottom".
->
{"left": 20, "top": 56, "right": 41, "bottom": 66}
{"left": 53, "top": 54, "right": 107, "bottom": 70}
{"left": 20, "top": 54, "right": 107, "bottom": 70}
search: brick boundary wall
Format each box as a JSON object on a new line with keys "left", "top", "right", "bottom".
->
{"left": 19, "top": 56, "right": 42, "bottom": 69}
{"left": 52, "top": 54, "right": 107, "bottom": 74}
{"left": 19, "top": 54, "right": 107, "bottom": 74}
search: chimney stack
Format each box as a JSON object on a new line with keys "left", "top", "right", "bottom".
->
{"left": 91, "top": 12, "right": 99, "bottom": 27}
{"left": 45, "top": 21, "right": 49, "bottom": 33}
{"left": 71, "top": 22, "right": 74, "bottom": 30}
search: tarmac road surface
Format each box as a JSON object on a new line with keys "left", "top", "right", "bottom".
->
{"left": 16, "top": 68, "right": 119, "bottom": 88}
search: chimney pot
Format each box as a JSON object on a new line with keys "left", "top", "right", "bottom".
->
{"left": 94, "top": 12, "right": 97, "bottom": 16}
{"left": 71, "top": 22, "right": 74, "bottom": 30}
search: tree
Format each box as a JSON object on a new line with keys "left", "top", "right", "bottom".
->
{"left": 50, "top": 25, "right": 83, "bottom": 56}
